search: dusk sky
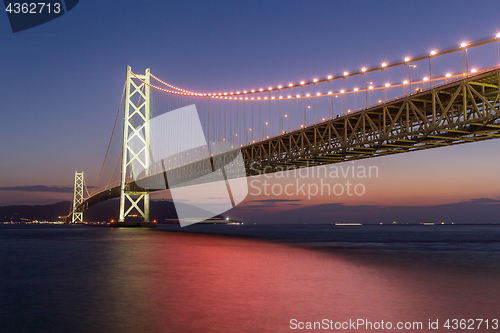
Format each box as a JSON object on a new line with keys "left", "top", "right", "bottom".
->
{"left": 2, "top": 0, "right": 500, "bottom": 212}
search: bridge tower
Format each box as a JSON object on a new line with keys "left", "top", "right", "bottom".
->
{"left": 72, "top": 171, "right": 84, "bottom": 224}
{"left": 117, "top": 66, "right": 155, "bottom": 227}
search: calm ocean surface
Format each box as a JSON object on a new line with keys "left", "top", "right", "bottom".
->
{"left": 1, "top": 224, "right": 500, "bottom": 333}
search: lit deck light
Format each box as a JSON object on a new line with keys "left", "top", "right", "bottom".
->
{"left": 461, "top": 42, "right": 467, "bottom": 48}
{"left": 430, "top": 50, "right": 437, "bottom": 56}
{"left": 328, "top": 75, "right": 333, "bottom": 80}
{"left": 369, "top": 86, "right": 373, "bottom": 90}
{"left": 446, "top": 73, "right": 451, "bottom": 77}
{"left": 268, "top": 87, "right": 273, "bottom": 90}
{"left": 343, "top": 71, "right": 349, "bottom": 76}
{"left": 316, "top": 92, "right": 321, "bottom": 96}
{"left": 251, "top": 90, "right": 255, "bottom": 93}
{"left": 385, "top": 83, "right": 390, "bottom": 87}
{"left": 423, "top": 77, "right": 429, "bottom": 81}
{"left": 361, "top": 67, "right": 366, "bottom": 72}
{"left": 471, "top": 68, "right": 477, "bottom": 73}
{"left": 328, "top": 91, "right": 332, "bottom": 94}
{"left": 300, "top": 81, "right": 305, "bottom": 85}
{"left": 354, "top": 88, "right": 358, "bottom": 92}
{"left": 306, "top": 94, "right": 310, "bottom": 97}
{"left": 404, "top": 57, "right": 410, "bottom": 62}
{"left": 278, "top": 85, "right": 282, "bottom": 89}
{"left": 259, "top": 88, "right": 264, "bottom": 92}
{"left": 340, "top": 90, "right": 345, "bottom": 93}
{"left": 289, "top": 83, "right": 293, "bottom": 87}
{"left": 403, "top": 80, "right": 408, "bottom": 85}
{"left": 313, "top": 78, "right": 318, "bottom": 82}
{"left": 381, "top": 63, "right": 387, "bottom": 68}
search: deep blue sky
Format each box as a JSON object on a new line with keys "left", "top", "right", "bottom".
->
{"left": 1, "top": 0, "right": 500, "bottom": 206}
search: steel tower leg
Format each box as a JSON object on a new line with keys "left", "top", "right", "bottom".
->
{"left": 72, "top": 171, "right": 84, "bottom": 224}
{"left": 118, "top": 66, "right": 152, "bottom": 225}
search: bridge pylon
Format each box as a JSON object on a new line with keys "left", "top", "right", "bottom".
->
{"left": 72, "top": 171, "right": 84, "bottom": 224}
{"left": 117, "top": 66, "right": 155, "bottom": 227}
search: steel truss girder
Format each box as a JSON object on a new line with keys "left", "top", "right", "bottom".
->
{"left": 119, "top": 66, "right": 150, "bottom": 223}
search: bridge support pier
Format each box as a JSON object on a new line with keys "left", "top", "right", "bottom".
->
{"left": 118, "top": 66, "right": 155, "bottom": 227}
{"left": 72, "top": 171, "right": 84, "bottom": 224}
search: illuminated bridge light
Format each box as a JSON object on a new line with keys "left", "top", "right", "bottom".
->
{"left": 461, "top": 42, "right": 467, "bottom": 48}
{"left": 404, "top": 57, "right": 410, "bottom": 62}
{"left": 328, "top": 75, "right": 333, "bottom": 80}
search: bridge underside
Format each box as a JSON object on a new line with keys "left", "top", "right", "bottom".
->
{"left": 73, "top": 69, "right": 500, "bottom": 218}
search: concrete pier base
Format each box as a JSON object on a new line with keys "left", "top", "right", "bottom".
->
{"left": 110, "top": 221, "right": 157, "bottom": 228}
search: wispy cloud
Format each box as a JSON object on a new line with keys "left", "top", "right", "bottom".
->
{"left": 251, "top": 199, "right": 302, "bottom": 203}
{"left": 0, "top": 185, "right": 79, "bottom": 193}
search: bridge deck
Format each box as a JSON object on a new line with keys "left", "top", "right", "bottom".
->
{"left": 76, "top": 68, "right": 500, "bottom": 214}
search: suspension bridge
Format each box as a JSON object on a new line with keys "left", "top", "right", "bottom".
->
{"left": 66, "top": 33, "right": 500, "bottom": 226}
